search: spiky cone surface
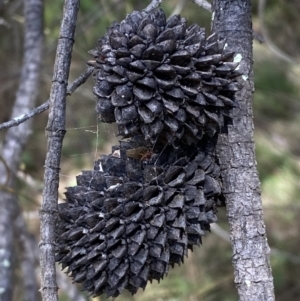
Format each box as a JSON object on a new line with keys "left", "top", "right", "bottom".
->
{"left": 55, "top": 138, "right": 222, "bottom": 298}
{"left": 91, "top": 8, "right": 239, "bottom": 145}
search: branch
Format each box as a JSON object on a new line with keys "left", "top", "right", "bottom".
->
{"left": 0, "top": 0, "right": 43, "bottom": 299}
{"left": 169, "top": 0, "right": 187, "bottom": 17}
{"left": 144, "top": 0, "right": 163, "bottom": 13}
{"left": 0, "top": 66, "right": 94, "bottom": 131}
{"left": 211, "top": 224, "right": 300, "bottom": 265}
{"left": 212, "top": 0, "right": 275, "bottom": 300}
{"left": 144, "top": 0, "right": 212, "bottom": 14}
{"left": 252, "top": 31, "right": 265, "bottom": 44}
{"left": 39, "top": 1, "right": 79, "bottom": 301}
{"left": 190, "top": 0, "right": 211, "bottom": 12}
{"left": 258, "top": 0, "right": 298, "bottom": 64}
{"left": 56, "top": 269, "right": 88, "bottom": 301}
{"left": 67, "top": 66, "right": 94, "bottom": 95}
{"left": 210, "top": 223, "right": 230, "bottom": 243}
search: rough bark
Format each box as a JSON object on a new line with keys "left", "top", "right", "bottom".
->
{"left": 211, "top": 1, "right": 275, "bottom": 300}
{"left": 0, "top": 0, "right": 43, "bottom": 300}
{"left": 39, "top": 1, "right": 79, "bottom": 301}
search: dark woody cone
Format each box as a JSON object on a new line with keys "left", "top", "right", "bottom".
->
{"left": 91, "top": 8, "right": 239, "bottom": 146}
{"left": 55, "top": 138, "right": 221, "bottom": 297}
{"left": 55, "top": 6, "right": 240, "bottom": 299}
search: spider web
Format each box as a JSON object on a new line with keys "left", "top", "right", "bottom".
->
{"left": 58, "top": 106, "right": 176, "bottom": 197}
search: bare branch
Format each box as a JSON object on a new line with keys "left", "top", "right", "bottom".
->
{"left": 0, "top": 102, "right": 48, "bottom": 132}
{"left": 56, "top": 269, "right": 88, "bottom": 301}
{"left": 0, "top": 155, "right": 11, "bottom": 187}
{"left": 0, "top": 17, "right": 10, "bottom": 28}
{"left": 190, "top": 0, "right": 211, "bottom": 12}
{"left": 67, "top": 66, "right": 94, "bottom": 95}
{"left": 258, "top": 0, "right": 298, "bottom": 64}
{"left": 0, "top": 0, "right": 43, "bottom": 299}
{"left": 0, "top": 66, "right": 94, "bottom": 131}
{"left": 144, "top": 0, "right": 163, "bottom": 13}
{"left": 210, "top": 223, "right": 230, "bottom": 243}
{"left": 211, "top": 224, "right": 300, "bottom": 265}
{"left": 169, "top": 0, "right": 187, "bottom": 17}
{"left": 39, "top": 1, "right": 80, "bottom": 300}
{"left": 252, "top": 31, "right": 265, "bottom": 44}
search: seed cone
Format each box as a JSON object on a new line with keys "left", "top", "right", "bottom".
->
{"left": 55, "top": 138, "right": 221, "bottom": 297}
{"left": 56, "top": 7, "right": 239, "bottom": 299}
{"left": 91, "top": 8, "right": 239, "bottom": 145}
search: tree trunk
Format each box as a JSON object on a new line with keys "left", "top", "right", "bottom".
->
{"left": 0, "top": 0, "right": 43, "bottom": 300}
{"left": 14, "top": 211, "right": 41, "bottom": 301}
{"left": 211, "top": 1, "right": 275, "bottom": 300}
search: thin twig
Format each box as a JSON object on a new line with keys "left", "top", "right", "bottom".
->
{"left": 67, "top": 66, "right": 94, "bottom": 95}
{"left": 39, "top": 1, "right": 80, "bottom": 301}
{"left": 190, "top": 0, "right": 211, "bottom": 12}
{"left": 252, "top": 31, "right": 265, "bottom": 44}
{"left": 144, "top": 0, "right": 163, "bottom": 13}
{"left": 0, "top": 17, "right": 10, "bottom": 28}
{"left": 56, "top": 269, "right": 88, "bottom": 301}
{"left": 0, "top": 66, "right": 94, "bottom": 131}
{"left": 0, "top": 102, "right": 48, "bottom": 132}
{"left": 258, "top": 0, "right": 298, "bottom": 64}
{"left": 211, "top": 224, "right": 300, "bottom": 264}
{"left": 169, "top": 0, "right": 187, "bottom": 17}
{"left": 210, "top": 223, "right": 230, "bottom": 243}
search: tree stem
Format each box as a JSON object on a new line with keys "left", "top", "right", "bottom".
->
{"left": 39, "top": 1, "right": 79, "bottom": 300}
{"left": 0, "top": 0, "right": 43, "bottom": 299}
{"left": 211, "top": 1, "right": 275, "bottom": 300}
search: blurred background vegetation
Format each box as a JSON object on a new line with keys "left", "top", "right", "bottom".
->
{"left": 0, "top": 0, "right": 300, "bottom": 300}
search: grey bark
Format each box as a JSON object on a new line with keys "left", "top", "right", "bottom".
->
{"left": 39, "top": 1, "right": 79, "bottom": 301}
{"left": 190, "top": 0, "right": 211, "bottom": 11}
{"left": 0, "top": 0, "right": 43, "bottom": 300}
{"left": 14, "top": 212, "right": 40, "bottom": 301}
{"left": 211, "top": 1, "right": 275, "bottom": 300}
{"left": 144, "top": 0, "right": 163, "bottom": 12}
